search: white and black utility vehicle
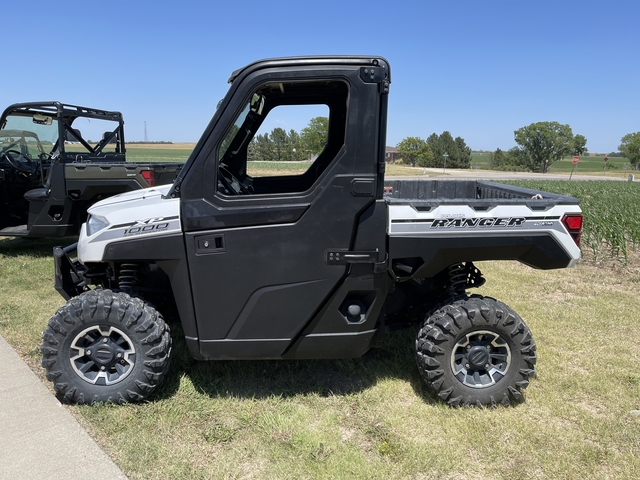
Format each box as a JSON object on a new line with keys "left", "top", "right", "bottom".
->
{"left": 43, "top": 56, "right": 582, "bottom": 407}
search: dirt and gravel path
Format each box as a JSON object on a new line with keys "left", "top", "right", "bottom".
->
{"left": 389, "top": 167, "right": 632, "bottom": 182}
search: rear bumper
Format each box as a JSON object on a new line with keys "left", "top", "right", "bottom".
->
{"left": 53, "top": 243, "right": 88, "bottom": 300}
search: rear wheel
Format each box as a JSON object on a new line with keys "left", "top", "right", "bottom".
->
{"left": 41, "top": 289, "right": 171, "bottom": 404}
{"left": 415, "top": 295, "right": 536, "bottom": 407}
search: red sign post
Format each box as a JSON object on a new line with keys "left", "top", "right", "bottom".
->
{"left": 569, "top": 156, "right": 579, "bottom": 180}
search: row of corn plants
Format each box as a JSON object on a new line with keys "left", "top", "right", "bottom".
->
{"left": 504, "top": 180, "right": 640, "bottom": 263}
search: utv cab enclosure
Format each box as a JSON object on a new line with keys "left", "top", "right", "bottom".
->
{"left": 44, "top": 56, "right": 582, "bottom": 407}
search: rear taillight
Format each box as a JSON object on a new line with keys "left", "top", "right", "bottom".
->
{"left": 141, "top": 169, "right": 156, "bottom": 187}
{"left": 562, "top": 214, "right": 583, "bottom": 246}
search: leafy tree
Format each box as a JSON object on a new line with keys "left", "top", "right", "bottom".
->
{"left": 246, "top": 116, "right": 329, "bottom": 163}
{"left": 570, "top": 134, "right": 588, "bottom": 156}
{"left": 249, "top": 133, "right": 275, "bottom": 161}
{"left": 514, "top": 121, "right": 574, "bottom": 172}
{"left": 489, "top": 147, "right": 530, "bottom": 171}
{"left": 396, "top": 137, "right": 433, "bottom": 167}
{"left": 248, "top": 128, "right": 307, "bottom": 162}
{"left": 505, "top": 147, "right": 531, "bottom": 170}
{"left": 437, "top": 131, "right": 457, "bottom": 167}
{"left": 619, "top": 132, "right": 640, "bottom": 169}
{"left": 454, "top": 136, "right": 472, "bottom": 168}
{"left": 426, "top": 131, "right": 471, "bottom": 168}
{"left": 287, "top": 130, "right": 305, "bottom": 161}
{"left": 301, "top": 116, "right": 329, "bottom": 156}
{"left": 269, "top": 128, "right": 289, "bottom": 162}
{"left": 426, "top": 133, "right": 442, "bottom": 167}
{"left": 489, "top": 148, "right": 508, "bottom": 170}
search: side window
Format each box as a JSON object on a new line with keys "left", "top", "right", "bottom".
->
{"left": 216, "top": 80, "right": 348, "bottom": 196}
{"left": 246, "top": 104, "right": 329, "bottom": 177}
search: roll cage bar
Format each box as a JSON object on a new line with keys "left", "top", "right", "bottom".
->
{"left": 0, "top": 101, "right": 126, "bottom": 162}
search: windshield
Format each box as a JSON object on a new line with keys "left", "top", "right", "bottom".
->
{"left": 0, "top": 113, "right": 58, "bottom": 157}
{"left": 218, "top": 102, "right": 252, "bottom": 162}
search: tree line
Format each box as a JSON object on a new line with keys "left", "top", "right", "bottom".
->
{"left": 396, "top": 132, "right": 472, "bottom": 169}
{"left": 247, "top": 117, "right": 328, "bottom": 162}
{"left": 233, "top": 113, "right": 640, "bottom": 170}
{"left": 396, "top": 122, "right": 640, "bottom": 172}
{"left": 489, "top": 122, "right": 588, "bottom": 173}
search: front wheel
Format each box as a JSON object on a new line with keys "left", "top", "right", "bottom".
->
{"left": 415, "top": 295, "right": 536, "bottom": 407}
{"left": 41, "top": 290, "right": 172, "bottom": 404}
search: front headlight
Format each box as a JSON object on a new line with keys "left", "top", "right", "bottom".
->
{"left": 86, "top": 214, "right": 110, "bottom": 237}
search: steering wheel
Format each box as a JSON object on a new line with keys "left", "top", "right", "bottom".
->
{"left": 218, "top": 165, "right": 251, "bottom": 195}
{"left": 2, "top": 149, "right": 36, "bottom": 174}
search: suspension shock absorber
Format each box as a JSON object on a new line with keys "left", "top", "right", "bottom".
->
{"left": 447, "top": 263, "right": 467, "bottom": 297}
{"left": 118, "top": 263, "right": 140, "bottom": 291}
{"left": 447, "top": 262, "right": 486, "bottom": 297}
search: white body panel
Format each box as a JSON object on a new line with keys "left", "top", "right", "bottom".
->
{"left": 78, "top": 185, "right": 181, "bottom": 263}
{"left": 388, "top": 202, "right": 582, "bottom": 266}
{"left": 75, "top": 185, "right": 581, "bottom": 268}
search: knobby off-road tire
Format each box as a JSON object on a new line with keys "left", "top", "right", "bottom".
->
{"left": 41, "top": 289, "right": 172, "bottom": 404}
{"left": 415, "top": 295, "right": 536, "bottom": 407}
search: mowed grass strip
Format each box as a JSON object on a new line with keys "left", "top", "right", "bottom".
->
{"left": 124, "top": 144, "right": 193, "bottom": 163}
{"left": 470, "top": 153, "right": 631, "bottom": 174}
{"left": 1, "top": 231, "right": 640, "bottom": 479}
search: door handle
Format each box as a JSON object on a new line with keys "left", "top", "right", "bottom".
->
{"left": 325, "top": 250, "right": 380, "bottom": 265}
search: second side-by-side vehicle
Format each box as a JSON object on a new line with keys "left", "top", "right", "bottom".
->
{"left": 0, "top": 102, "right": 182, "bottom": 238}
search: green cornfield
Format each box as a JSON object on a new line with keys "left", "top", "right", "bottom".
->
{"left": 504, "top": 180, "right": 640, "bottom": 263}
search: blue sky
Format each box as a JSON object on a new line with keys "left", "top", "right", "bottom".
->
{"left": 2, "top": 0, "right": 638, "bottom": 153}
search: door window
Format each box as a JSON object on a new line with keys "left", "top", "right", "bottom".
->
{"left": 216, "top": 80, "right": 348, "bottom": 196}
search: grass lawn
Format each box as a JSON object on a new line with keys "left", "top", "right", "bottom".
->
{"left": 124, "top": 143, "right": 195, "bottom": 163}
{"left": 1, "top": 168, "right": 639, "bottom": 478}
{"left": 471, "top": 152, "right": 632, "bottom": 175}
{"left": 1, "top": 231, "right": 639, "bottom": 478}
{"left": 549, "top": 156, "right": 629, "bottom": 174}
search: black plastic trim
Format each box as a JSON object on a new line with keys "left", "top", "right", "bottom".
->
{"left": 101, "top": 234, "right": 200, "bottom": 357}
{"left": 390, "top": 233, "right": 574, "bottom": 278}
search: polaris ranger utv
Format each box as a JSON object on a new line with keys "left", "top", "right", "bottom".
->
{"left": 43, "top": 56, "right": 582, "bottom": 407}
{"left": 0, "top": 102, "right": 182, "bottom": 238}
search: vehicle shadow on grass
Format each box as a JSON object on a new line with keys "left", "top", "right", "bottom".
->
{"left": 154, "top": 318, "right": 440, "bottom": 404}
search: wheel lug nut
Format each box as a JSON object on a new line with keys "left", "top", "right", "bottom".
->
{"left": 100, "top": 366, "right": 106, "bottom": 371}
{"left": 116, "top": 353, "right": 122, "bottom": 359}
{"left": 466, "top": 345, "right": 471, "bottom": 350}
{"left": 86, "top": 349, "right": 92, "bottom": 355}
{"left": 485, "top": 364, "right": 490, "bottom": 369}
{"left": 465, "top": 363, "right": 470, "bottom": 369}
{"left": 103, "top": 338, "right": 108, "bottom": 343}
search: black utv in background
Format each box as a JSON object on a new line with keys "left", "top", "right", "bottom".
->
{"left": 0, "top": 102, "right": 182, "bottom": 238}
